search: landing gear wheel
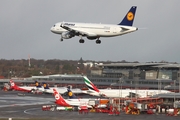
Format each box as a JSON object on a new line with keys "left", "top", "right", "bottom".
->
{"left": 79, "top": 39, "right": 85, "bottom": 43}
{"left": 60, "top": 38, "right": 63, "bottom": 41}
{"left": 96, "top": 40, "right": 101, "bottom": 44}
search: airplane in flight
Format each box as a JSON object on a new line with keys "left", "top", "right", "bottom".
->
{"left": 83, "top": 76, "right": 173, "bottom": 98}
{"left": 50, "top": 6, "right": 138, "bottom": 44}
{"left": 53, "top": 88, "right": 108, "bottom": 109}
{"left": 10, "top": 80, "right": 41, "bottom": 93}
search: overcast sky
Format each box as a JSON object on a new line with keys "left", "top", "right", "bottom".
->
{"left": 0, "top": 0, "right": 180, "bottom": 63}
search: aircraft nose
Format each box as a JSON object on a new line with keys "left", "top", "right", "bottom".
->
{"left": 51, "top": 26, "right": 57, "bottom": 33}
{"left": 50, "top": 27, "right": 54, "bottom": 32}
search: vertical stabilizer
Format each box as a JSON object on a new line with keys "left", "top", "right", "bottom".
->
{"left": 42, "top": 82, "right": 49, "bottom": 89}
{"left": 53, "top": 88, "right": 70, "bottom": 106}
{"left": 118, "top": 6, "right": 137, "bottom": 26}
{"left": 35, "top": 81, "right": 41, "bottom": 88}
{"left": 83, "top": 76, "right": 100, "bottom": 93}
{"left": 9, "top": 80, "right": 17, "bottom": 89}
{"left": 67, "top": 86, "right": 76, "bottom": 99}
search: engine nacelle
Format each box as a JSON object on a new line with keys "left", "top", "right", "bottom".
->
{"left": 62, "top": 31, "right": 74, "bottom": 39}
{"left": 87, "top": 36, "right": 98, "bottom": 40}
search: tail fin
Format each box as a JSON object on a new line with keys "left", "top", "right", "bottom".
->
{"left": 118, "top": 6, "right": 137, "bottom": 26}
{"left": 42, "top": 82, "right": 49, "bottom": 89}
{"left": 83, "top": 76, "right": 100, "bottom": 93}
{"left": 53, "top": 88, "right": 70, "bottom": 106}
{"left": 67, "top": 85, "right": 76, "bottom": 99}
{"left": 9, "top": 80, "right": 17, "bottom": 89}
{"left": 35, "top": 81, "right": 41, "bottom": 88}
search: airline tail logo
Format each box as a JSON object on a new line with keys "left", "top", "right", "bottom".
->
{"left": 67, "top": 86, "right": 76, "bottom": 99}
{"left": 83, "top": 76, "right": 100, "bottom": 93}
{"left": 68, "top": 91, "right": 73, "bottom": 97}
{"left": 53, "top": 88, "right": 70, "bottom": 106}
{"left": 35, "top": 81, "right": 41, "bottom": 88}
{"left": 53, "top": 89, "right": 60, "bottom": 100}
{"left": 10, "top": 80, "right": 16, "bottom": 88}
{"left": 43, "top": 83, "right": 49, "bottom": 89}
{"left": 127, "top": 12, "right": 134, "bottom": 21}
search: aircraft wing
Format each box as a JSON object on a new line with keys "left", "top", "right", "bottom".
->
{"left": 61, "top": 24, "right": 97, "bottom": 37}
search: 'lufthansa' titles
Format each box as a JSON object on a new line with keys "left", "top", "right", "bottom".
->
{"left": 64, "top": 23, "right": 75, "bottom": 26}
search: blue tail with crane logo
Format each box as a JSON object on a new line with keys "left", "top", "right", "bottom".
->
{"left": 118, "top": 6, "right": 137, "bottom": 26}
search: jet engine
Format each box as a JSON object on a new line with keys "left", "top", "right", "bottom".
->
{"left": 62, "top": 31, "right": 74, "bottom": 39}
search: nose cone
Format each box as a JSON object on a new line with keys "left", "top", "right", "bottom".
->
{"left": 50, "top": 27, "right": 55, "bottom": 33}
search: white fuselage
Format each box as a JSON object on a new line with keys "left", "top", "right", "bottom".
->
{"left": 43, "top": 87, "right": 83, "bottom": 94}
{"left": 63, "top": 98, "right": 107, "bottom": 108}
{"left": 64, "top": 98, "right": 91, "bottom": 108}
{"left": 84, "top": 89, "right": 172, "bottom": 98}
{"left": 50, "top": 22, "right": 137, "bottom": 37}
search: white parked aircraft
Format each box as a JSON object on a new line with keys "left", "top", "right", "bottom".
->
{"left": 53, "top": 88, "right": 108, "bottom": 109}
{"left": 83, "top": 76, "right": 173, "bottom": 98}
{"left": 51, "top": 6, "right": 138, "bottom": 44}
{"left": 41, "top": 83, "right": 83, "bottom": 95}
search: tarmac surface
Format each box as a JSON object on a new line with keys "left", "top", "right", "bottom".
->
{"left": 0, "top": 90, "right": 180, "bottom": 120}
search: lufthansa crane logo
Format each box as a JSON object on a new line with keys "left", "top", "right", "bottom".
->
{"left": 127, "top": 12, "right": 134, "bottom": 21}
{"left": 43, "top": 84, "right": 46, "bottom": 88}
{"left": 68, "top": 92, "right": 73, "bottom": 97}
{"left": 36, "top": 82, "right": 39, "bottom": 86}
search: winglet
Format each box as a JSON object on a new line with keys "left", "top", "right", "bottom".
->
{"left": 118, "top": 6, "right": 137, "bottom": 26}
{"left": 83, "top": 76, "right": 100, "bottom": 93}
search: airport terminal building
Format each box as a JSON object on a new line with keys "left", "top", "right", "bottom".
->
{"left": 24, "top": 62, "right": 180, "bottom": 90}
{"left": 1, "top": 62, "right": 180, "bottom": 91}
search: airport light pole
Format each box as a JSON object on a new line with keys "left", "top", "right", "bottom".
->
{"left": 179, "top": 67, "right": 180, "bottom": 93}
{"left": 119, "top": 77, "right": 121, "bottom": 111}
{"left": 135, "top": 79, "right": 137, "bottom": 103}
{"left": 179, "top": 78, "right": 180, "bottom": 93}
{"left": 119, "top": 77, "right": 124, "bottom": 111}
{"left": 131, "top": 81, "right": 132, "bottom": 100}
{"left": 174, "top": 80, "right": 176, "bottom": 102}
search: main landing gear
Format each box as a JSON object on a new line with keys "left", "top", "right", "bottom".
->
{"left": 79, "top": 35, "right": 84, "bottom": 43}
{"left": 79, "top": 39, "right": 84, "bottom": 43}
{"left": 96, "top": 39, "right": 101, "bottom": 44}
{"left": 60, "top": 35, "right": 63, "bottom": 41}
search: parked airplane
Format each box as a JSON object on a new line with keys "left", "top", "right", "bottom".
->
{"left": 42, "top": 83, "right": 83, "bottom": 95}
{"left": 53, "top": 88, "right": 108, "bottom": 109}
{"left": 83, "top": 76, "right": 173, "bottom": 98}
{"left": 9, "top": 80, "right": 65, "bottom": 94}
{"left": 10, "top": 80, "right": 41, "bottom": 93}
{"left": 51, "top": 6, "right": 138, "bottom": 44}
{"left": 41, "top": 83, "right": 67, "bottom": 94}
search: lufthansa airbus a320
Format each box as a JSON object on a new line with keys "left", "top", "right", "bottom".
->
{"left": 51, "top": 6, "right": 138, "bottom": 44}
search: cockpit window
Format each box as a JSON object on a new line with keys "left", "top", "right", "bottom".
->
{"left": 53, "top": 25, "right": 56, "bottom": 27}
